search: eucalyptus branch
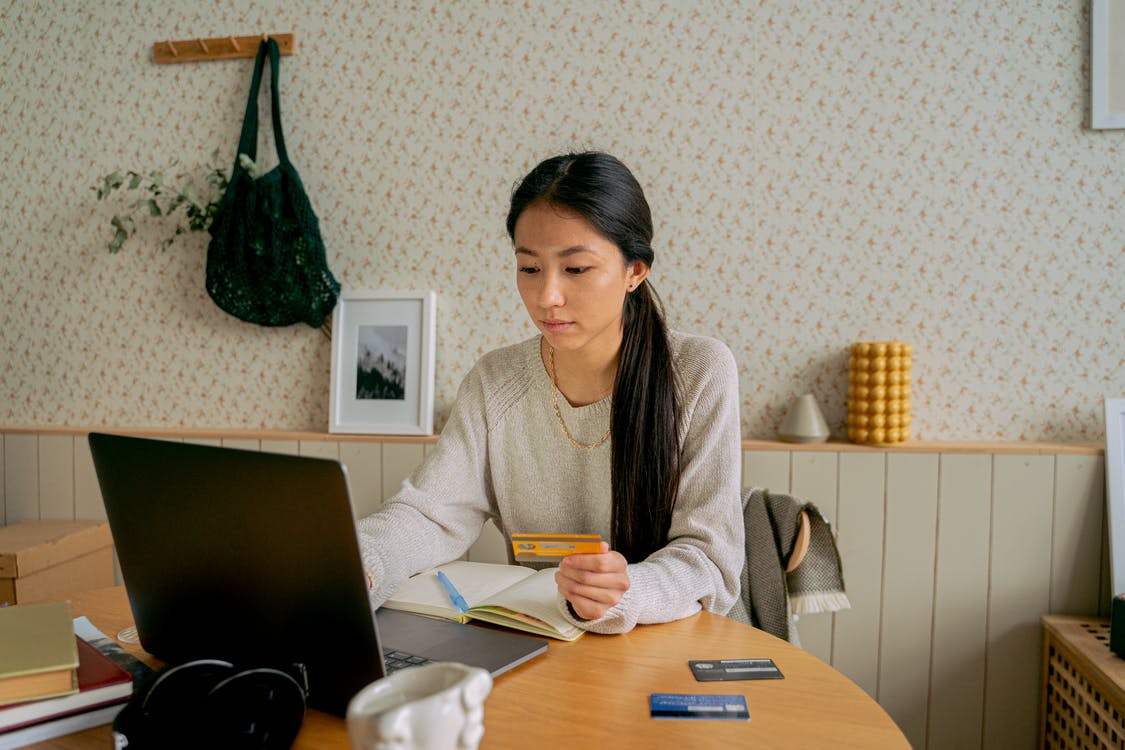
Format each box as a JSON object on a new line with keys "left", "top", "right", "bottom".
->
{"left": 92, "top": 150, "right": 230, "bottom": 253}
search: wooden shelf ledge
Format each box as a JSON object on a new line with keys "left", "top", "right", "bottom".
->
{"left": 0, "top": 426, "right": 1103, "bottom": 455}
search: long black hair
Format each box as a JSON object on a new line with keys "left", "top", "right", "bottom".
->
{"left": 506, "top": 152, "right": 681, "bottom": 563}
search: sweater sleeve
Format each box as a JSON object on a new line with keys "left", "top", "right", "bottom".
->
{"left": 559, "top": 336, "right": 744, "bottom": 634}
{"left": 356, "top": 366, "right": 496, "bottom": 606}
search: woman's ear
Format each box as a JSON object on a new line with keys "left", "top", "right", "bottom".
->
{"left": 625, "top": 261, "right": 650, "bottom": 291}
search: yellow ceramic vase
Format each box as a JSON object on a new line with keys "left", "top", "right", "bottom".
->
{"left": 846, "top": 341, "right": 913, "bottom": 446}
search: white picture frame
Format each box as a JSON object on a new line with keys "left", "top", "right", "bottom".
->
{"left": 1105, "top": 398, "right": 1125, "bottom": 596}
{"left": 329, "top": 290, "right": 437, "bottom": 435}
{"left": 1092, "top": 0, "right": 1125, "bottom": 129}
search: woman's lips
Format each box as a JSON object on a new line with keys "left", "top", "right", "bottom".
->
{"left": 542, "top": 319, "right": 573, "bottom": 333}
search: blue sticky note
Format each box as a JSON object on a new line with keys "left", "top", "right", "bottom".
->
{"left": 649, "top": 693, "right": 750, "bottom": 720}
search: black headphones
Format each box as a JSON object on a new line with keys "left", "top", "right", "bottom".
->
{"left": 112, "top": 659, "right": 307, "bottom": 750}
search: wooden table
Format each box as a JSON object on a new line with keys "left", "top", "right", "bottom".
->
{"left": 31, "top": 586, "right": 908, "bottom": 749}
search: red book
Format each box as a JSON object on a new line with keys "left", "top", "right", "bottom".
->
{"left": 0, "top": 636, "right": 133, "bottom": 734}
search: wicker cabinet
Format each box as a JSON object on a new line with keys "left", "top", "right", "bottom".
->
{"left": 1041, "top": 615, "right": 1125, "bottom": 749}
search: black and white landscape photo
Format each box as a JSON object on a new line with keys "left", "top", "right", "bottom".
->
{"left": 356, "top": 325, "right": 407, "bottom": 400}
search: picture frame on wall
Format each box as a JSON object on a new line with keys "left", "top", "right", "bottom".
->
{"left": 1104, "top": 398, "right": 1125, "bottom": 596}
{"left": 1091, "top": 0, "right": 1125, "bottom": 129}
{"left": 329, "top": 290, "right": 437, "bottom": 435}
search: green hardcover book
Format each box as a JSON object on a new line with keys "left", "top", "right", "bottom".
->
{"left": 0, "top": 601, "right": 78, "bottom": 706}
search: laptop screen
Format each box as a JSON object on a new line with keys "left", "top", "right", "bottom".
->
{"left": 88, "top": 433, "right": 383, "bottom": 716}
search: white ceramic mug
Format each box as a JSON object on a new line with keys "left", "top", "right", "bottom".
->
{"left": 346, "top": 662, "right": 493, "bottom": 750}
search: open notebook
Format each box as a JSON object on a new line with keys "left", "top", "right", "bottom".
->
{"left": 383, "top": 561, "right": 584, "bottom": 642}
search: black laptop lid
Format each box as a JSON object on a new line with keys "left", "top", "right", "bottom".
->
{"left": 88, "top": 432, "right": 383, "bottom": 716}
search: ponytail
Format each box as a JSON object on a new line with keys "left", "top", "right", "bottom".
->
{"left": 611, "top": 283, "right": 681, "bottom": 562}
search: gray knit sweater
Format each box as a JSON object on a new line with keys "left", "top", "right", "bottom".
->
{"left": 356, "top": 330, "right": 743, "bottom": 634}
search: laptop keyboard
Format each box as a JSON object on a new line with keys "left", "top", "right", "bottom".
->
{"left": 382, "top": 648, "right": 434, "bottom": 673}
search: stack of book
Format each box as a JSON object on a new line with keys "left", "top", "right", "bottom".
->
{"left": 0, "top": 602, "right": 136, "bottom": 749}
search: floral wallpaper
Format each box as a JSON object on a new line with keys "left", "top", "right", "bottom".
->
{"left": 1, "top": 1, "right": 1121, "bottom": 441}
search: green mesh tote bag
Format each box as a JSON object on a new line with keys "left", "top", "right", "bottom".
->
{"left": 206, "top": 38, "right": 339, "bottom": 328}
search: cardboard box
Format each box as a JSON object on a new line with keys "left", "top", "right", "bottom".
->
{"left": 0, "top": 521, "right": 115, "bottom": 605}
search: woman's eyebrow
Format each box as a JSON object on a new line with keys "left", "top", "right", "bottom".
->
{"left": 514, "top": 245, "right": 596, "bottom": 257}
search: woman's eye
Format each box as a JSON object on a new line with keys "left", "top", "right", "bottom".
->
{"left": 566, "top": 267, "right": 590, "bottom": 275}
{"left": 518, "top": 266, "right": 539, "bottom": 274}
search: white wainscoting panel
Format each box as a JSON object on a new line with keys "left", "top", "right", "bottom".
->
{"left": 74, "top": 438, "right": 104, "bottom": 521}
{"left": 879, "top": 453, "right": 940, "bottom": 748}
{"left": 260, "top": 439, "right": 299, "bottom": 456}
{"left": 927, "top": 454, "right": 991, "bottom": 750}
{"left": 983, "top": 455, "right": 1054, "bottom": 750}
{"left": 790, "top": 451, "right": 839, "bottom": 664}
{"left": 38, "top": 434, "right": 74, "bottom": 520}
{"left": 339, "top": 442, "right": 384, "bottom": 520}
{"left": 833, "top": 451, "right": 886, "bottom": 700}
{"left": 1051, "top": 454, "right": 1106, "bottom": 615}
{"left": 381, "top": 443, "right": 425, "bottom": 502}
{"left": 4, "top": 434, "right": 39, "bottom": 523}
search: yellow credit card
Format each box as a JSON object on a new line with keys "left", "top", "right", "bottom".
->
{"left": 511, "top": 533, "right": 603, "bottom": 561}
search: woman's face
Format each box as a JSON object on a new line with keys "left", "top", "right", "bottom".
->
{"left": 513, "top": 201, "right": 648, "bottom": 358}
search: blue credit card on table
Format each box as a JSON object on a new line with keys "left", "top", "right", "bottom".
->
{"left": 649, "top": 693, "right": 750, "bottom": 720}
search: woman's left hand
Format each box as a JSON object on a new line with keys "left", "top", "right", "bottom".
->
{"left": 555, "top": 541, "right": 630, "bottom": 620}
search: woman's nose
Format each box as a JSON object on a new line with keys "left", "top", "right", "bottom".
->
{"left": 538, "top": 272, "right": 565, "bottom": 308}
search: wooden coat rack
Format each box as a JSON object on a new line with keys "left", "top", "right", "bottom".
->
{"left": 153, "top": 33, "right": 295, "bottom": 64}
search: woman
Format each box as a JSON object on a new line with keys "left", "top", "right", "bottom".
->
{"left": 357, "top": 152, "right": 743, "bottom": 634}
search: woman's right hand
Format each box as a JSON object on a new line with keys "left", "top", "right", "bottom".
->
{"left": 555, "top": 542, "right": 630, "bottom": 620}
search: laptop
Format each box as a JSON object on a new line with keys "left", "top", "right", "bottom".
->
{"left": 87, "top": 432, "right": 547, "bottom": 717}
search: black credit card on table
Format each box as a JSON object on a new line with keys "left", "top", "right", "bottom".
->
{"left": 689, "top": 658, "right": 784, "bottom": 681}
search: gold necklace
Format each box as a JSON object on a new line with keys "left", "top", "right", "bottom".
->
{"left": 548, "top": 346, "right": 612, "bottom": 450}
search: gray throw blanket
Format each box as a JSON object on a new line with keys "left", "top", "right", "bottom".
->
{"left": 727, "top": 487, "right": 850, "bottom": 644}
